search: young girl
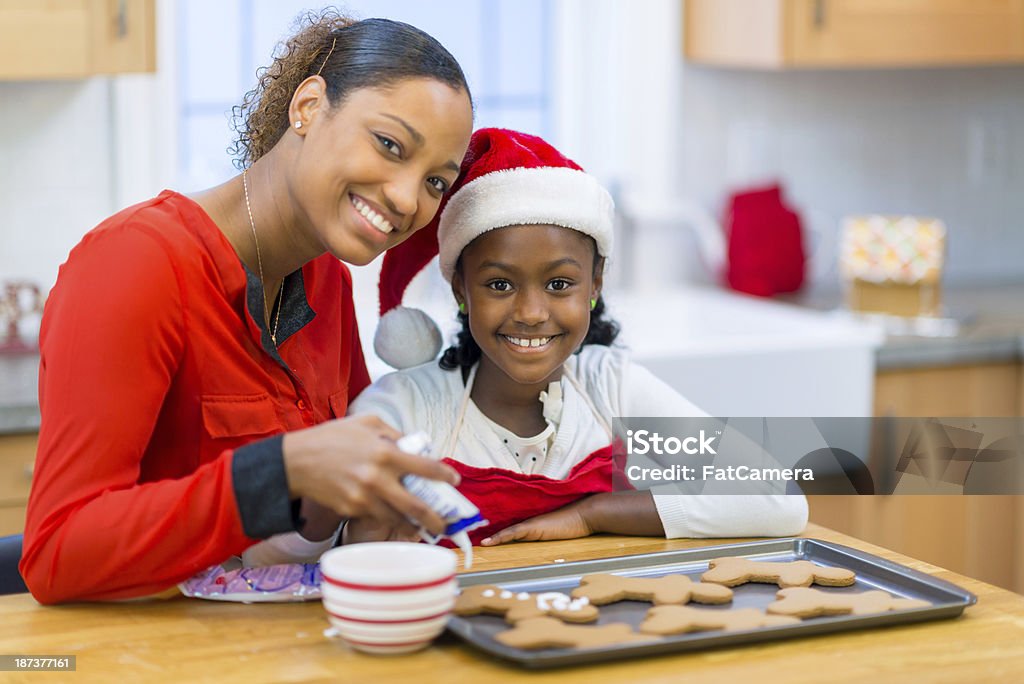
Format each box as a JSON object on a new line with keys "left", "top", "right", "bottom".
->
{"left": 347, "top": 127, "right": 807, "bottom": 546}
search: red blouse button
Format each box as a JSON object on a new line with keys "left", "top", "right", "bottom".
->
{"left": 296, "top": 399, "right": 307, "bottom": 411}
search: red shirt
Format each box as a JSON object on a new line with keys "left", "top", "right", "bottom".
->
{"left": 21, "top": 191, "right": 370, "bottom": 603}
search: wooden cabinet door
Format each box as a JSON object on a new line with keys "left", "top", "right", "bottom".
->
{"left": 684, "top": 0, "right": 787, "bottom": 67}
{"left": 684, "top": 0, "right": 1024, "bottom": 67}
{"left": 874, "top": 362, "right": 1020, "bottom": 417}
{"left": 0, "top": 0, "right": 154, "bottom": 80}
{"left": 0, "top": 0, "right": 92, "bottom": 79}
{"left": 89, "top": 0, "right": 156, "bottom": 74}
{"left": 788, "top": 0, "right": 1024, "bottom": 67}
{"left": 811, "top": 362, "right": 1023, "bottom": 593}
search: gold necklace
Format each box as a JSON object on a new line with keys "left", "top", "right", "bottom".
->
{"left": 242, "top": 169, "right": 283, "bottom": 345}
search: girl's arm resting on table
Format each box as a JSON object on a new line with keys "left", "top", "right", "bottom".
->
{"left": 480, "top": 491, "right": 808, "bottom": 545}
{"left": 653, "top": 491, "right": 809, "bottom": 538}
{"left": 481, "top": 491, "right": 664, "bottom": 546}
{"left": 621, "top": 359, "right": 809, "bottom": 538}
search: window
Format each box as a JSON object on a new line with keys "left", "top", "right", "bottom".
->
{"left": 176, "top": 0, "right": 552, "bottom": 189}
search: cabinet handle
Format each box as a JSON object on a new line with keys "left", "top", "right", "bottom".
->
{"left": 813, "top": 0, "right": 827, "bottom": 29}
{"left": 23, "top": 463, "right": 33, "bottom": 481}
{"left": 117, "top": 0, "right": 128, "bottom": 39}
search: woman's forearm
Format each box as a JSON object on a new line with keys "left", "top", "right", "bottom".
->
{"left": 580, "top": 491, "right": 665, "bottom": 537}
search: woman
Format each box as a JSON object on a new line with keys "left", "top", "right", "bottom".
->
{"left": 20, "top": 10, "right": 474, "bottom": 604}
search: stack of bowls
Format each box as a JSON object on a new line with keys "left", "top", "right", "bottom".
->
{"left": 320, "top": 542, "right": 458, "bottom": 655}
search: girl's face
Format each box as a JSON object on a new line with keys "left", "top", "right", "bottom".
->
{"left": 292, "top": 77, "right": 473, "bottom": 265}
{"left": 453, "top": 224, "right": 602, "bottom": 389}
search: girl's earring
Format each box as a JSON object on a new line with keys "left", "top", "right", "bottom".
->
{"left": 590, "top": 298, "right": 597, "bottom": 311}
{"left": 458, "top": 302, "right": 466, "bottom": 314}
{"left": 294, "top": 121, "right": 302, "bottom": 129}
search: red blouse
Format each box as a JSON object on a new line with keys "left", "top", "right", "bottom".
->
{"left": 21, "top": 191, "right": 370, "bottom": 603}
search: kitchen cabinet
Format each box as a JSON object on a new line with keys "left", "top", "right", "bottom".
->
{"left": 0, "top": 433, "right": 35, "bottom": 535}
{"left": 874, "top": 361, "right": 1021, "bottom": 417}
{"left": 684, "top": 0, "right": 1024, "bottom": 68}
{"left": 0, "top": 0, "right": 155, "bottom": 80}
{"left": 809, "top": 360, "right": 1024, "bottom": 593}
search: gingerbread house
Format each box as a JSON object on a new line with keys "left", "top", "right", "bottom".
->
{"left": 839, "top": 215, "right": 946, "bottom": 318}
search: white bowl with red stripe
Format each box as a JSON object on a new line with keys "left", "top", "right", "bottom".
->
{"left": 319, "top": 542, "right": 458, "bottom": 655}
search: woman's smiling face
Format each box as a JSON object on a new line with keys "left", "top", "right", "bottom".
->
{"left": 453, "top": 224, "right": 602, "bottom": 389}
{"left": 292, "top": 77, "right": 473, "bottom": 266}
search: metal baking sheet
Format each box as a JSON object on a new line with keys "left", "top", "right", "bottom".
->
{"left": 446, "top": 538, "right": 977, "bottom": 668}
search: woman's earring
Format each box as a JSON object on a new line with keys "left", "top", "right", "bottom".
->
{"left": 294, "top": 121, "right": 302, "bottom": 129}
{"left": 590, "top": 298, "right": 597, "bottom": 311}
{"left": 458, "top": 302, "right": 466, "bottom": 314}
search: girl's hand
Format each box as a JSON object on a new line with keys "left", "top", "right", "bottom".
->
{"left": 296, "top": 497, "right": 343, "bottom": 542}
{"left": 282, "top": 414, "right": 460, "bottom": 536}
{"left": 343, "top": 517, "right": 421, "bottom": 544}
{"left": 480, "top": 499, "right": 594, "bottom": 546}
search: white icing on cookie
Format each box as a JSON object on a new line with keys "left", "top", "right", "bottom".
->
{"left": 535, "top": 591, "right": 572, "bottom": 611}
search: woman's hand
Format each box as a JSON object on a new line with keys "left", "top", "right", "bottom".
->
{"left": 480, "top": 499, "right": 594, "bottom": 546}
{"left": 282, "top": 414, "right": 460, "bottom": 536}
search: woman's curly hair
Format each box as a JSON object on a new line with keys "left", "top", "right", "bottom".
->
{"left": 439, "top": 241, "right": 620, "bottom": 372}
{"left": 231, "top": 8, "right": 471, "bottom": 170}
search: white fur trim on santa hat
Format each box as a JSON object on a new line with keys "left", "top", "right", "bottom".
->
{"left": 438, "top": 166, "right": 614, "bottom": 282}
{"left": 373, "top": 306, "right": 443, "bottom": 369}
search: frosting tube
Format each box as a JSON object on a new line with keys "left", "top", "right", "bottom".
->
{"left": 397, "top": 432, "right": 488, "bottom": 568}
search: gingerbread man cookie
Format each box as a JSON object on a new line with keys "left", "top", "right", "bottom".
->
{"left": 766, "top": 587, "right": 930, "bottom": 618}
{"left": 495, "top": 616, "right": 656, "bottom": 650}
{"left": 454, "top": 585, "right": 599, "bottom": 623}
{"left": 640, "top": 605, "right": 800, "bottom": 635}
{"left": 570, "top": 573, "right": 733, "bottom": 606}
{"left": 701, "top": 558, "right": 856, "bottom": 588}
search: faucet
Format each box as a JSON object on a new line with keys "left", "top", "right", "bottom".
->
{"left": 606, "top": 181, "right": 728, "bottom": 290}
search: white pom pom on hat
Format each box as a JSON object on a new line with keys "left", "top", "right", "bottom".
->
{"left": 373, "top": 222, "right": 443, "bottom": 370}
{"left": 373, "top": 305, "right": 442, "bottom": 370}
{"left": 372, "top": 127, "right": 614, "bottom": 370}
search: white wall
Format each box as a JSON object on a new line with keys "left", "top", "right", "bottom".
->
{"left": 0, "top": 80, "right": 117, "bottom": 291}
{"left": 679, "top": 64, "right": 1024, "bottom": 290}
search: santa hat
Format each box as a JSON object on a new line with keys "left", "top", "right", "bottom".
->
{"left": 374, "top": 127, "right": 615, "bottom": 369}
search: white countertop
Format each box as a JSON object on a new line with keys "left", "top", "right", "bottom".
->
{"left": 608, "top": 285, "right": 884, "bottom": 359}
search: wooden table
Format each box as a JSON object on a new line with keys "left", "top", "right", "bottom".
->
{"left": 2, "top": 523, "right": 1023, "bottom": 683}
